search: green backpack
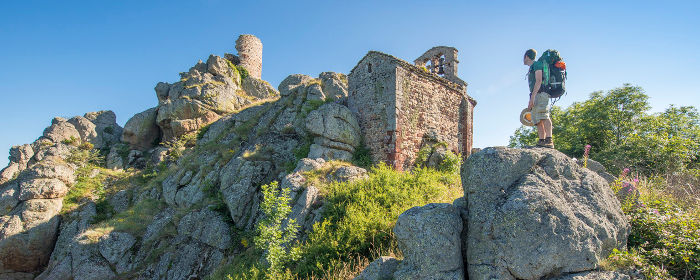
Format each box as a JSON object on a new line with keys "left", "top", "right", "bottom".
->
{"left": 537, "top": 49, "right": 567, "bottom": 99}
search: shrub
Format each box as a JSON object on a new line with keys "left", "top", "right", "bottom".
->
{"left": 351, "top": 142, "right": 372, "bottom": 169}
{"left": 607, "top": 171, "right": 700, "bottom": 279}
{"left": 66, "top": 148, "right": 103, "bottom": 166}
{"left": 293, "top": 137, "right": 313, "bottom": 160}
{"left": 627, "top": 202, "right": 699, "bottom": 278}
{"left": 78, "top": 142, "right": 94, "bottom": 151}
{"left": 236, "top": 65, "right": 249, "bottom": 80}
{"left": 253, "top": 181, "right": 301, "bottom": 279}
{"left": 61, "top": 136, "right": 80, "bottom": 146}
{"left": 414, "top": 142, "right": 461, "bottom": 174}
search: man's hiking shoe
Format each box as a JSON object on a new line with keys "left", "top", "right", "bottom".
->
{"left": 536, "top": 138, "right": 555, "bottom": 148}
{"left": 543, "top": 137, "right": 555, "bottom": 148}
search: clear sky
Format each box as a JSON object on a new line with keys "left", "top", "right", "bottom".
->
{"left": 1, "top": 0, "right": 699, "bottom": 167}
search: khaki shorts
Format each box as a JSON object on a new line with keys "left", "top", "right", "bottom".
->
{"left": 532, "top": 92, "right": 550, "bottom": 124}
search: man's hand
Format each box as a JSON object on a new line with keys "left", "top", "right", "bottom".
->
{"left": 528, "top": 93, "right": 536, "bottom": 109}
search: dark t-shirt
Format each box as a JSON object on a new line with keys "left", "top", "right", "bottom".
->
{"left": 528, "top": 60, "right": 544, "bottom": 93}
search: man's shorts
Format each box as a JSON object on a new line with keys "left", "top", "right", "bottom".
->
{"left": 532, "top": 92, "right": 550, "bottom": 124}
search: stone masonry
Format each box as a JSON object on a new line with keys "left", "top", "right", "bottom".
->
{"left": 348, "top": 49, "right": 476, "bottom": 170}
{"left": 235, "top": 34, "right": 263, "bottom": 79}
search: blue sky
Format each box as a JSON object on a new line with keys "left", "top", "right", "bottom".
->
{"left": 1, "top": 0, "right": 699, "bottom": 167}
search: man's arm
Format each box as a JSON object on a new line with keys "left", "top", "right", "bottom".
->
{"left": 529, "top": 70, "right": 543, "bottom": 109}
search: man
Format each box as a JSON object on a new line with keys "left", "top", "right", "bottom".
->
{"left": 524, "top": 49, "right": 554, "bottom": 148}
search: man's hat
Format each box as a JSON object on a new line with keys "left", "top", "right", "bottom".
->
{"left": 520, "top": 108, "right": 535, "bottom": 126}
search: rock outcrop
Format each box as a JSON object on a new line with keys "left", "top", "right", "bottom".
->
{"left": 32, "top": 68, "right": 361, "bottom": 279}
{"left": 305, "top": 102, "right": 361, "bottom": 162}
{"left": 155, "top": 55, "right": 277, "bottom": 142}
{"left": 0, "top": 110, "right": 122, "bottom": 277}
{"left": 462, "top": 147, "right": 629, "bottom": 280}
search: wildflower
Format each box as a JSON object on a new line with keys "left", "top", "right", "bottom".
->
{"left": 583, "top": 144, "right": 592, "bottom": 168}
{"left": 622, "top": 168, "right": 630, "bottom": 177}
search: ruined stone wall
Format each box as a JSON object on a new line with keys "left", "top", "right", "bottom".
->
{"left": 347, "top": 53, "right": 398, "bottom": 167}
{"left": 395, "top": 66, "right": 470, "bottom": 170}
{"left": 348, "top": 51, "right": 476, "bottom": 170}
{"left": 235, "top": 34, "right": 262, "bottom": 79}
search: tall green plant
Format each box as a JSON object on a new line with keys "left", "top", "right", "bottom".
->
{"left": 254, "top": 181, "right": 301, "bottom": 279}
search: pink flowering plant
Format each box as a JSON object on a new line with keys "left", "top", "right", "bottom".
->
{"left": 606, "top": 171, "right": 699, "bottom": 278}
{"left": 582, "top": 144, "right": 591, "bottom": 168}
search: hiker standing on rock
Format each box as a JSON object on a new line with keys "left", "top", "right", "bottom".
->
{"left": 524, "top": 49, "right": 554, "bottom": 148}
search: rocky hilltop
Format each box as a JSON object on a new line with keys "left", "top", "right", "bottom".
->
{"left": 0, "top": 35, "right": 633, "bottom": 280}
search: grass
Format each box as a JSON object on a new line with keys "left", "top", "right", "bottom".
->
{"left": 211, "top": 163, "right": 461, "bottom": 279}
{"left": 61, "top": 148, "right": 129, "bottom": 214}
{"left": 84, "top": 198, "right": 165, "bottom": 242}
{"left": 242, "top": 144, "right": 274, "bottom": 161}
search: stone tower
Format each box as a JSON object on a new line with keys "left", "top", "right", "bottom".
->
{"left": 235, "top": 34, "right": 263, "bottom": 79}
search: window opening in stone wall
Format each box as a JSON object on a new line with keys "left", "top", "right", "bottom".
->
{"left": 368, "top": 63, "right": 372, "bottom": 73}
{"left": 436, "top": 55, "right": 447, "bottom": 76}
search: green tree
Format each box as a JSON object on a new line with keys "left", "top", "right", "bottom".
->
{"left": 254, "top": 181, "right": 301, "bottom": 279}
{"left": 509, "top": 84, "right": 700, "bottom": 174}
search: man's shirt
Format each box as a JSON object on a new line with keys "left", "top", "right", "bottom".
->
{"left": 528, "top": 60, "right": 544, "bottom": 93}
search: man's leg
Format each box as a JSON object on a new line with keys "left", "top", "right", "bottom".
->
{"left": 543, "top": 118, "right": 552, "bottom": 138}
{"left": 537, "top": 121, "right": 545, "bottom": 139}
{"left": 543, "top": 117, "right": 554, "bottom": 148}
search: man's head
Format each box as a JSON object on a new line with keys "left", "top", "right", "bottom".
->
{"left": 523, "top": 49, "right": 537, "bottom": 65}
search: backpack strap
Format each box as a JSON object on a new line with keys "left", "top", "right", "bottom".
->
{"left": 542, "top": 59, "right": 550, "bottom": 87}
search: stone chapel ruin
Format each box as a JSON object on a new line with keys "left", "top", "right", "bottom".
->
{"left": 348, "top": 47, "right": 476, "bottom": 170}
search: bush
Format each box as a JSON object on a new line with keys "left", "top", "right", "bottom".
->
{"left": 247, "top": 181, "right": 300, "bottom": 279}
{"left": 66, "top": 148, "right": 103, "bottom": 166}
{"left": 351, "top": 142, "right": 372, "bottom": 168}
{"left": 61, "top": 136, "right": 80, "bottom": 146}
{"left": 236, "top": 65, "right": 249, "bottom": 80}
{"left": 414, "top": 142, "right": 461, "bottom": 174}
{"left": 627, "top": 202, "right": 699, "bottom": 278}
{"left": 606, "top": 172, "right": 700, "bottom": 279}
{"left": 292, "top": 163, "right": 462, "bottom": 278}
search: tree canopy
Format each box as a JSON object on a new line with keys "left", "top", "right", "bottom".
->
{"left": 509, "top": 84, "right": 700, "bottom": 175}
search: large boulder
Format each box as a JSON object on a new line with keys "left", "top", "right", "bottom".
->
{"left": 319, "top": 72, "right": 348, "bottom": 101}
{"left": 0, "top": 198, "right": 63, "bottom": 273}
{"left": 278, "top": 74, "right": 314, "bottom": 96}
{"left": 241, "top": 76, "right": 277, "bottom": 99}
{"left": 305, "top": 103, "right": 361, "bottom": 161}
{"left": 9, "top": 144, "right": 34, "bottom": 168}
{"left": 0, "top": 144, "right": 35, "bottom": 184}
{"left": 42, "top": 117, "right": 81, "bottom": 144}
{"left": 84, "top": 110, "right": 123, "bottom": 149}
{"left": 67, "top": 116, "right": 98, "bottom": 146}
{"left": 122, "top": 107, "right": 160, "bottom": 151}
{"left": 462, "top": 147, "right": 630, "bottom": 280}
{"left": 393, "top": 203, "right": 464, "bottom": 280}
